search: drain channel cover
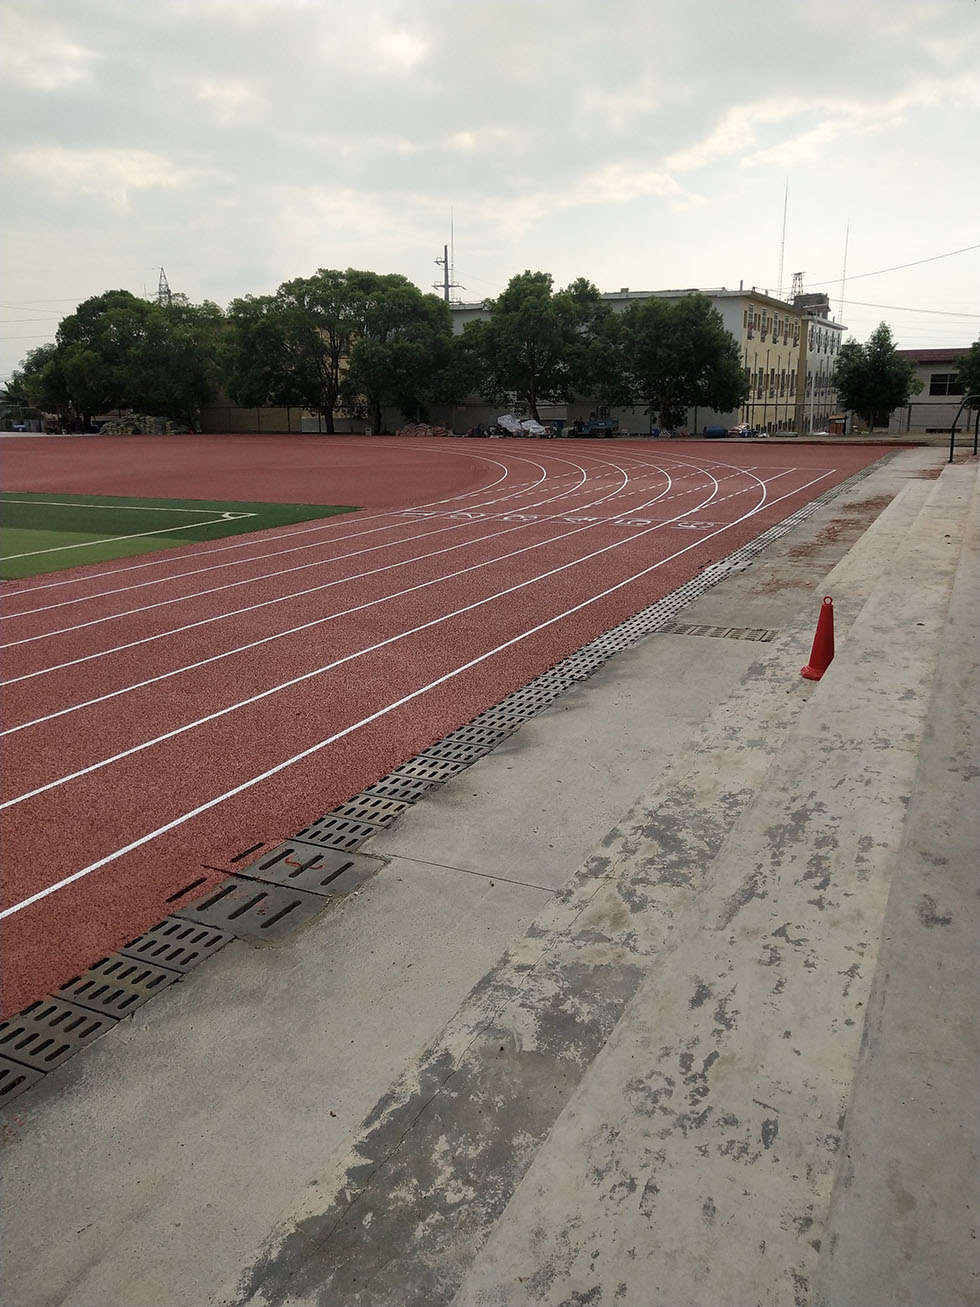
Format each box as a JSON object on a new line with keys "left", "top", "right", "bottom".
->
{"left": 0, "top": 999, "right": 115, "bottom": 1071}
{"left": 236, "top": 840, "right": 384, "bottom": 898}
{"left": 328, "top": 795, "right": 409, "bottom": 827}
{"left": 176, "top": 877, "right": 329, "bottom": 941}
{"left": 0, "top": 1055, "right": 47, "bottom": 1105}
{"left": 292, "top": 814, "right": 379, "bottom": 851}
{"left": 394, "top": 754, "right": 472, "bottom": 782}
{"left": 56, "top": 955, "right": 179, "bottom": 1018}
{"left": 362, "top": 774, "right": 440, "bottom": 803}
{"left": 121, "top": 918, "right": 233, "bottom": 972}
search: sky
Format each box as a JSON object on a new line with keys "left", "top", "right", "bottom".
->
{"left": 2, "top": 0, "right": 979, "bottom": 382}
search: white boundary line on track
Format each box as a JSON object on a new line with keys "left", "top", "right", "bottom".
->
{"left": 0, "top": 469, "right": 833, "bottom": 921}
{"left": 0, "top": 453, "right": 585, "bottom": 621}
{"left": 0, "top": 452, "right": 567, "bottom": 625}
{"left": 0, "top": 442, "right": 523, "bottom": 600}
{"left": 0, "top": 462, "right": 714, "bottom": 806}
{"left": 1, "top": 457, "right": 673, "bottom": 728}
{"left": 0, "top": 513, "right": 255, "bottom": 561}
{"left": 0, "top": 453, "right": 618, "bottom": 664}
{"left": 0, "top": 457, "right": 785, "bottom": 685}
{"left": 4, "top": 463, "right": 811, "bottom": 803}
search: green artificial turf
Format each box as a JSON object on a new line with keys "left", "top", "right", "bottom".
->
{"left": 0, "top": 492, "right": 359, "bottom": 579}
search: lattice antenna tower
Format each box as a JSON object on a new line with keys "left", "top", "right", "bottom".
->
{"left": 776, "top": 179, "right": 788, "bottom": 299}
{"left": 157, "top": 267, "right": 172, "bottom": 307}
{"left": 434, "top": 212, "right": 463, "bottom": 303}
{"left": 790, "top": 271, "right": 804, "bottom": 300}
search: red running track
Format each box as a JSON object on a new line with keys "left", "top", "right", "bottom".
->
{"left": 0, "top": 436, "right": 890, "bottom": 1013}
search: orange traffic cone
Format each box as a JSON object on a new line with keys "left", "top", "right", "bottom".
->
{"left": 801, "top": 596, "right": 834, "bottom": 680}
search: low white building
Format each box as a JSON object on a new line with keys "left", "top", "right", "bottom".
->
{"left": 886, "top": 349, "right": 976, "bottom": 435}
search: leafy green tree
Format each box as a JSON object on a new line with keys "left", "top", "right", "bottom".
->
{"left": 5, "top": 344, "right": 73, "bottom": 426}
{"left": 462, "top": 271, "right": 617, "bottom": 421}
{"left": 344, "top": 274, "right": 455, "bottom": 430}
{"left": 620, "top": 293, "right": 748, "bottom": 427}
{"left": 228, "top": 269, "right": 365, "bottom": 433}
{"left": 955, "top": 339, "right": 980, "bottom": 404}
{"left": 25, "top": 290, "right": 226, "bottom": 428}
{"left": 833, "top": 322, "right": 922, "bottom": 431}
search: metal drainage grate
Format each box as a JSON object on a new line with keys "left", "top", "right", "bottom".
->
{"left": 292, "top": 814, "right": 379, "bottom": 851}
{"left": 176, "top": 877, "right": 329, "bottom": 941}
{"left": 236, "top": 841, "right": 383, "bottom": 898}
{"left": 121, "top": 918, "right": 233, "bottom": 972}
{"left": 0, "top": 1055, "right": 46, "bottom": 1106}
{"left": 393, "top": 754, "right": 474, "bottom": 783}
{"left": 0, "top": 999, "right": 116, "bottom": 1071}
{"left": 327, "top": 795, "right": 410, "bottom": 827}
{"left": 56, "top": 956, "right": 179, "bottom": 1018}
{"left": 362, "top": 774, "right": 442, "bottom": 803}
{"left": 420, "top": 737, "right": 501, "bottom": 765}
{"left": 661, "top": 622, "right": 777, "bottom": 642}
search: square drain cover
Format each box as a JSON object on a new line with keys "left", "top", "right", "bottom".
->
{"left": 121, "top": 918, "right": 232, "bottom": 972}
{"left": 0, "top": 999, "right": 115, "bottom": 1071}
{"left": 57, "top": 955, "right": 179, "bottom": 1018}
{"left": 176, "top": 877, "right": 329, "bottom": 940}
{"left": 0, "top": 1055, "right": 46, "bottom": 1106}
{"left": 236, "top": 840, "right": 383, "bottom": 897}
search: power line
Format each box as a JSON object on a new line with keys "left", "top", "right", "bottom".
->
{"left": 802, "top": 241, "right": 980, "bottom": 289}
{"left": 842, "top": 298, "right": 980, "bottom": 318}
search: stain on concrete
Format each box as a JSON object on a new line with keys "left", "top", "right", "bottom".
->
{"left": 916, "top": 894, "right": 952, "bottom": 927}
{"left": 761, "top": 1118, "right": 780, "bottom": 1149}
{"left": 234, "top": 957, "right": 644, "bottom": 1306}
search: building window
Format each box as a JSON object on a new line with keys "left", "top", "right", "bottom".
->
{"left": 929, "top": 373, "right": 964, "bottom": 396}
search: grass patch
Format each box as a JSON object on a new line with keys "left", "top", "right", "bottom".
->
{"left": 0, "top": 492, "right": 359, "bottom": 580}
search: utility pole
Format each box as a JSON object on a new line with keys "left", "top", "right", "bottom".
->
{"left": 433, "top": 245, "right": 462, "bottom": 303}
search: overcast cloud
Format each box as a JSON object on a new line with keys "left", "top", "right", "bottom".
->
{"left": 2, "top": 0, "right": 978, "bottom": 380}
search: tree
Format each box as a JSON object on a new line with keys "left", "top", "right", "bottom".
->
{"left": 19, "top": 290, "right": 226, "bottom": 428}
{"left": 462, "top": 271, "right": 616, "bottom": 421}
{"left": 620, "top": 293, "right": 748, "bottom": 427}
{"left": 228, "top": 269, "right": 365, "bottom": 433}
{"left": 5, "top": 344, "right": 73, "bottom": 426}
{"left": 343, "top": 274, "right": 455, "bottom": 430}
{"left": 955, "top": 339, "right": 980, "bottom": 405}
{"left": 833, "top": 322, "right": 922, "bottom": 432}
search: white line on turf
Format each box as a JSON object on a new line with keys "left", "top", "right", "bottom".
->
{"left": 1, "top": 514, "right": 255, "bottom": 561}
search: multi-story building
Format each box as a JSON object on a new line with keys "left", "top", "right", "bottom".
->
{"left": 448, "top": 285, "right": 846, "bottom": 435}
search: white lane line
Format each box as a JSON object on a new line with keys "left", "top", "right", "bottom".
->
{"left": 0, "top": 470, "right": 837, "bottom": 922}
{"left": 0, "top": 442, "right": 524, "bottom": 599}
{"left": 0, "top": 514, "right": 255, "bottom": 561}
{"left": 0, "top": 458, "right": 614, "bottom": 663}
{"left": 1, "top": 459, "right": 649, "bottom": 730}
{"left": 0, "top": 454, "right": 577, "bottom": 620}
{"left": 0, "top": 462, "right": 697, "bottom": 807}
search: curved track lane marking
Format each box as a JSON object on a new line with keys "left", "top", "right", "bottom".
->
{"left": 0, "top": 469, "right": 839, "bottom": 921}
{"left": 0, "top": 461, "right": 712, "bottom": 808}
{"left": 0, "top": 453, "right": 634, "bottom": 678}
{"left": 0, "top": 442, "right": 527, "bottom": 602}
{"left": 1, "top": 456, "right": 660, "bottom": 730}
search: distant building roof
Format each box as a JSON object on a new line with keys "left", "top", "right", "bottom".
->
{"left": 897, "top": 348, "right": 970, "bottom": 364}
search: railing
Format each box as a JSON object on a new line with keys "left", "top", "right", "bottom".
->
{"left": 948, "top": 393, "right": 980, "bottom": 463}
